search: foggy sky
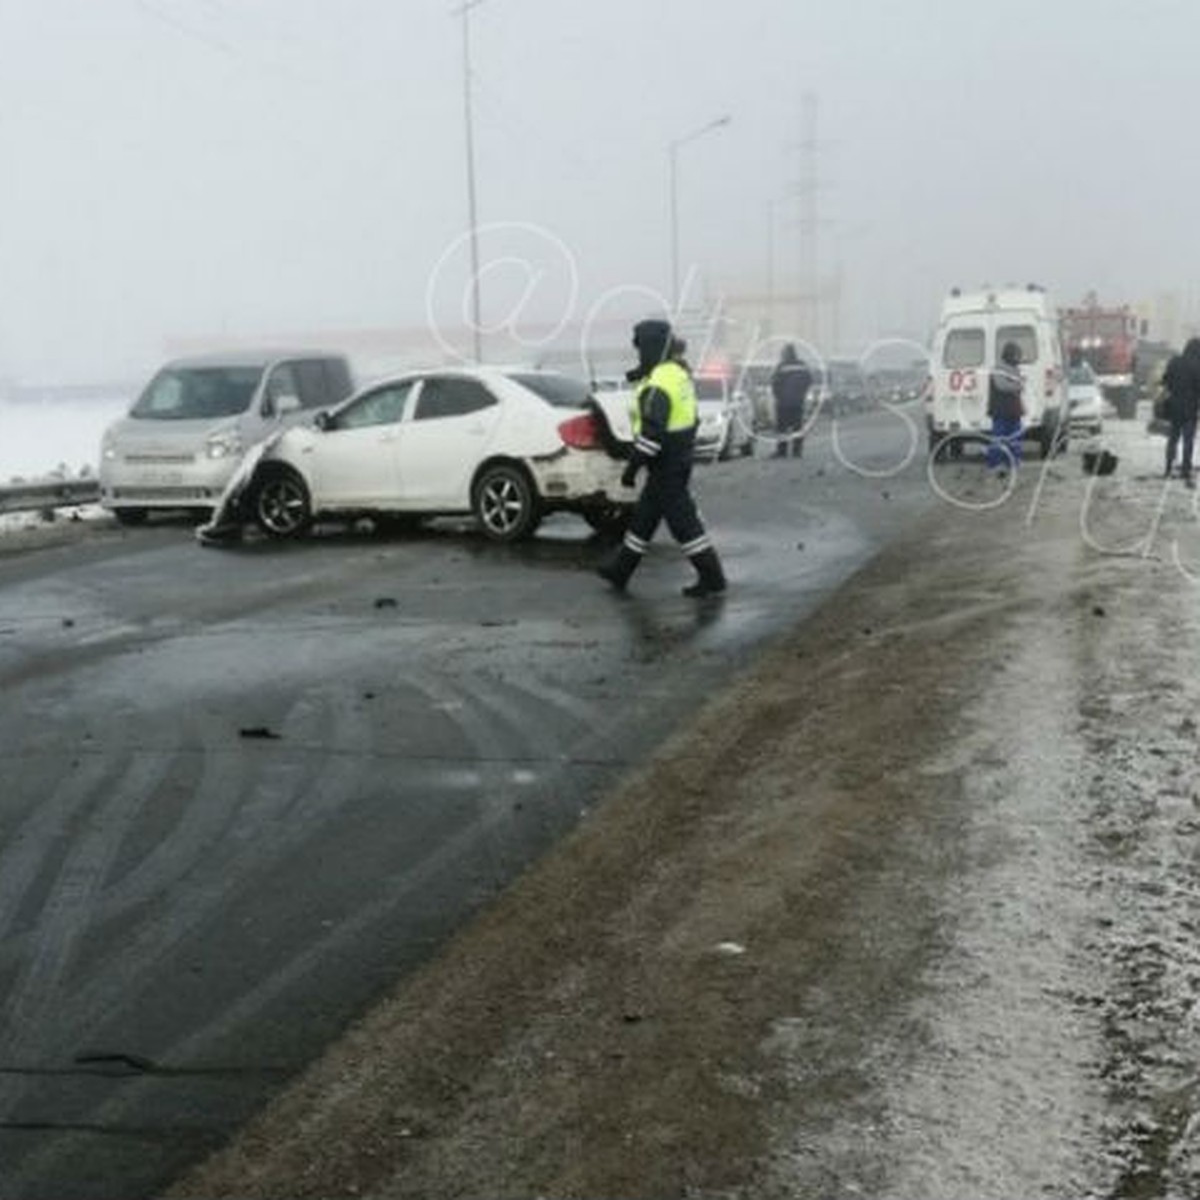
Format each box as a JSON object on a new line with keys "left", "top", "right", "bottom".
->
{"left": 0, "top": 0, "right": 1195, "bottom": 382}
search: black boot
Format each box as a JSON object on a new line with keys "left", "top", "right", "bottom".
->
{"left": 682, "top": 547, "right": 727, "bottom": 597}
{"left": 597, "top": 546, "right": 641, "bottom": 592}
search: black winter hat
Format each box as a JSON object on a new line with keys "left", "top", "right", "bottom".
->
{"left": 632, "top": 319, "right": 673, "bottom": 362}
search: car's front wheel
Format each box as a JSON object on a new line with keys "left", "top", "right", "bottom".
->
{"left": 252, "top": 467, "right": 312, "bottom": 539}
{"left": 473, "top": 463, "right": 541, "bottom": 542}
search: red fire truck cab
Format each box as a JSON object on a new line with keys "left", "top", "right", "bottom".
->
{"left": 1059, "top": 296, "right": 1140, "bottom": 419}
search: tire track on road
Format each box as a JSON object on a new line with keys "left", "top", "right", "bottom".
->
{"left": 0, "top": 748, "right": 177, "bottom": 1058}
{"left": 43, "top": 684, "right": 377, "bottom": 1048}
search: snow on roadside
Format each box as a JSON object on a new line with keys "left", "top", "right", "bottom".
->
{"left": 761, "top": 414, "right": 1200, "bottom": 1199}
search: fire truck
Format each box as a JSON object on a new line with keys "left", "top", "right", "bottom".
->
{"left": 1059, "top": 294, "right": 1141, "bottom": 418}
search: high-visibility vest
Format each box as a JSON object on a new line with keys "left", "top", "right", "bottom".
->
{"left": 631, "top": 361, "right": 697, "bottom": 435}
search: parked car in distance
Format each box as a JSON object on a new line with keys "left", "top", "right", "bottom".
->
{"left": 204, "top": 368, "right": 637, "bottom": 544}
{"left": 590, "top": 375, "right": 630, "bottom": 394}
{"left": 1067, "top": 362, "right": 1104, "bottom": 435}
{"left": 693, "top": 374, "right": 756, "bottom": 461}
{"left": 735, "top": 360, "right": 779, "bottom": 429}
{"left": 99, "top": 351, "right": 355, "bottom": 525}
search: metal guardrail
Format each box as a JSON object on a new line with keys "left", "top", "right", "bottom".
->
{"left": 0, "top": 478, "right": 101, "bottom": 515}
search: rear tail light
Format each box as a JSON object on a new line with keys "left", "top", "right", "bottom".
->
{"left": 558, "top": 412, "right": 602, "bottom": 450}
{"left": 1044, "top": 367, "right": 1056, "bottom": 397}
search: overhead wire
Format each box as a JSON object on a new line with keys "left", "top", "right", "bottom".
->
{"left": 131, "top": 0, "right": 235, "bottom": 56}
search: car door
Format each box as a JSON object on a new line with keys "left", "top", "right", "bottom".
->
{"left": 393, "top": 375, "right": 504, "bottom": 506}
{"left": 933, "top": 322, "right": 988, "bottom": 431}
{"left": 305, "top": 380, "right": 416, "bottom": 507}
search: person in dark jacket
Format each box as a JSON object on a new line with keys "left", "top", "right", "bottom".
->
{"left": 596, "top": 319, "right": 726, "bottom": 597}
{"left": 986, "top": 341, "right": 1025, "bottom": 472}
{"left": 1162, "top": 339, "right": 1200, "bottom": 486}
{"left": 771, "top": 343, "right": 812, "bottom": 457}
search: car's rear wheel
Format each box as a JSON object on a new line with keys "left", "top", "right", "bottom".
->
{"left": 473, "top": 463, "right": 541, "bottom": 542}
{"left": 113, "top": 507, "right": 148, "bottom": 527}
{"left": 252, "top": 467, "right": 312, "bottom": 539}
{"left": 930, "top": 432, "right": 968, "bottom": 462}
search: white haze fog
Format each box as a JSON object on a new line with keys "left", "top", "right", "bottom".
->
{"left": 1, "top": 0, "right": 1198, "bottom": 472}
{"left": 0, "top": 394, "right": 130, "bottom": 482}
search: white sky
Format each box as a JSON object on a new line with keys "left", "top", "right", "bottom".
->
{"left": 0, "top": 0, "right": 1196, "bottom": 382}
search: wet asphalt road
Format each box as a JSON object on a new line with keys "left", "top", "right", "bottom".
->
{"left": 0, "top": 408, "right": 932, "bottom": 1199}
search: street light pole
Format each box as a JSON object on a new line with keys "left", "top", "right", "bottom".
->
{"left": 454, "top": 0, "right": 486, "bottom": 362}
{"left": 765, "top": 197, "right": 776, "bottom": 339}
{"left": 668, "top": 114, "right": 731, "bottom": 314}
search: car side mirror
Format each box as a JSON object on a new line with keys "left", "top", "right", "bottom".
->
{"left": 313, "top": 409, "right": 330, "bottom": 431}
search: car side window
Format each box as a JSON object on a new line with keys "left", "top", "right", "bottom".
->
{"left": 263, "top": 364, "right": 300, "bottom": 417}
{"left": 294, "top": 360, "right": 332, "bottom": 409}
{"left": 323, "top": 358, "right": 355, "bottom": 403}
{"left": 331, "top": 381, "right": 415, "bottom": 430}
{"left": 414, "top": 377, "right": 497, "bottom": 420}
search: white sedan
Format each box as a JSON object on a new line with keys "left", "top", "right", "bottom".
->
{"left": 1067, "top": 363, "right": 1104, "bottom": 436}
{"left": 204, "top": 368, "right": 637, "bottom": 543}
{"left": 693, "top": 375, "right": 756, "bottom": 461}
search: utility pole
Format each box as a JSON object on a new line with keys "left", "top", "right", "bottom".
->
{"left": 668, "top": 114, "right": 731, "bottom": 313}
{"left": 453, "top": 0, "right": 486, "bottom": 363}
{"left": 765, "top": 198, "right": 776, "bottom": 339}
{"left": 797, "top": 91, "right": 820, "bottom": 345}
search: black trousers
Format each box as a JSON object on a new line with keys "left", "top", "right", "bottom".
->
{"left": 1167, "top": 414, "right": 1198, "bottom": 477}
{"left": 624, "top": 459, "right": 710, "bottom": 558}
{"left": 774, "top": 404, "right": 806, "bottom": 456}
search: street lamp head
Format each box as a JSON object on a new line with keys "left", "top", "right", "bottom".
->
{"left": 672, "top": 113, "right": 733, "bottom": 150}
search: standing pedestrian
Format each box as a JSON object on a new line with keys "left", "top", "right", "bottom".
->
{"left": 987, "top": 341, "right": 1025, "bottom": 474}
{"left": 1162, "top": 339, "right": 1200, "bottom": 487}
{"left": 771, "top": 343, "right": 812, "bottom": 458}
{"left": 597, "top": 319, "right": 727, "bottom": 597}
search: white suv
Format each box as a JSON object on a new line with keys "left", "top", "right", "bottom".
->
{"left": 100, "top": 351, "right": 354, "bottom": 524}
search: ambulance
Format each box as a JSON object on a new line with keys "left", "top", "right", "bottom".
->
{"left": 926, "top": 285, "right": 1069, "bottom": 459}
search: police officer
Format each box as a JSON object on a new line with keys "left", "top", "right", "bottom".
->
{"left": 597, "top": 318, "right": 727, "bottom": 596}
{"left": 771, "top": 342, "right": 812, "bottom": 457}
{"left": 1163, "top": 338, "right": 1200, "bottom": 486}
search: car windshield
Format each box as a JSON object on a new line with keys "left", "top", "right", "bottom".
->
{"left": 507, "top": 372, "right": 591, "bottom": 409}
{"left": 1069, "top": 365, "right": 1095, "bottom": 385}
{"left": 130, "top": 366, "right": 265, "bottom": 420}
